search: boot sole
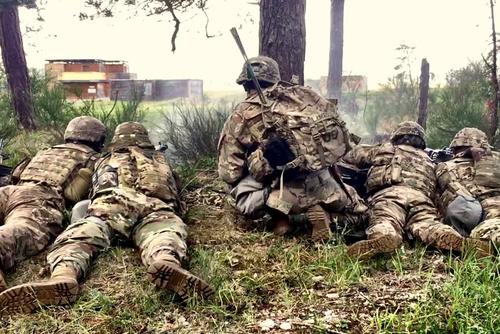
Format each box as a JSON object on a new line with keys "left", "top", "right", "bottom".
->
{"left": 347, "top": 235, "right": 398, "bottom": 259}
{"left": 147, "top": 261, "right": 214, "bottom": 301}
{"left": 307, "top": 205, "right": 332, "bottom": 242}
{"left": 0, "top": 280, "right": 79, "bottom": 315}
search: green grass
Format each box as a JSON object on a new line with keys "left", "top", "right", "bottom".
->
{"left": 374, "top": 253, "right": 500, "bottom": 333}
{"left": 2, "top": 173, "right": 500, "bottom": 333}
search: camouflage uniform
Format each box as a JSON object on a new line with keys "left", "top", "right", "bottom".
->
{"left": 0, "top": 122, "right": 211, "bottom": 315}
{"left": 436, "top": 128, "right": 500, "bottom": 244}
{"left": 218, "top": 56, "right": 367, "bottom": 241}
{"left": 0, "top": 116, "right": 105, "bottom": 291}
{"left": 345, "top": 121, "right": 467, "bottom": 258}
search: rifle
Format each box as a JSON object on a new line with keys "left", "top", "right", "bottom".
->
{"left": 425, "top": 147, "right": 453, "bottom": 163}
{"left": 230, "top": 27, "right": 268, "bottom": 106}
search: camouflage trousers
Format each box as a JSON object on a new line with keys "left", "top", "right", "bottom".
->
{"left": 365, "top": 186, "right": 462, "bottom": 249}
{"left": 47, "top": 187, "right": 187, "bottom": 280}
{"left": 471, "top": 195, "right": 500, "bottom": 244}
{"left": 0, "top": 183, "right": 63, "bottom": 270}
{"left": 232, "top": 169, "right": 367, "bottom": 234}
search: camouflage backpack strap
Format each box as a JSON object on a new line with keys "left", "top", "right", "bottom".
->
{"left": 91, "top": 152, "right": 117, "bottom": 197}
{"left": 310, "top": 124, "right": 327, "bottom": 168}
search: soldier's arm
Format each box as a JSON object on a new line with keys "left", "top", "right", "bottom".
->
{"left": 217, "top": 112, "right": 249, "bottom": 186}
{"left": 342, "top": 144, "right": 378, "bottom": 168}
{"left": 435, "top": 162, "right": 474, "bottom": 204}
{"left": 63, "top": 153, "right": 100, "bottom": 204}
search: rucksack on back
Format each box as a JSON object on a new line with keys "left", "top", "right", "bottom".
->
{"left": 257, "top": 82, "right": 352, "bottom": 172}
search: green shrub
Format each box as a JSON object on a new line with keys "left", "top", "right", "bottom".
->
{"left": 0, "top": 70, "right": 145, "bottom": 166}
{"left": 426, "top": 62, "right": 489, "bottom": 148}
{"left": 157, "top": 100, "right": 232, "bottom": 164}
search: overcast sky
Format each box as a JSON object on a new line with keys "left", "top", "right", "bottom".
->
{"left": 19, "top": 0, "right": 498, "bottom": 91}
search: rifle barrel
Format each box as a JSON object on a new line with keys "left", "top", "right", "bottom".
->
{"left": 230, "top": 27, "right": 268, "bottom": 105}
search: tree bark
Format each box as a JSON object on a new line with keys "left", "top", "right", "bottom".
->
{"left": 417, "top": 58, "right": 430, "bottom": 129}
{"left": 327, "top": 0, "right": 344, "bottom": 101}
{"left": 0, "top": 4, "right": 36, "bottom": 130}
{"left": 259, "top": 0, "right": 306, "bottom": 85}
{"left": 488, "top": 0, "right": 499, "bottom": 138}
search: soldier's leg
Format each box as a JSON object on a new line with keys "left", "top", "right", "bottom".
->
{"left": 0, "top": 186, "right": 12, "bottom": 292}
{"left": 133, "top": 210, "right": 213, "bottom": 300}
{"left": 407, "top": 199, "right": 465, "bottom": 252}
{"left": 480, "top": 196, "right": 500, "bottom": 221}
{"left": 0, "top": 187, "right": 63, "bottom": 270}
{"left": 347, "top": 191, "right": 405, "bottom": 258}
{"left": 469, "top": 196, "right": 500, "bottom": 247}
{"left": 0, "top": 216, "right": 113, "bottom": 315}
{"left": 471, "top": 218, "right": 500, "bottom": 245}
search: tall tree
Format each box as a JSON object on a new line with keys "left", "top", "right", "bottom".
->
{"left": 417, "top": 58, "right": 430, "bottom": 129}
{"left": 0, "top": 1, "right": 36, "bottom": 130}
{"left": 485, "top": 0, "right": 499, "bottom": 138}
{"left": 259, "top": 0, "right": 306, "bottom": 84}
{"left": 327, "top": 0, "right": 344, "bottom": 101}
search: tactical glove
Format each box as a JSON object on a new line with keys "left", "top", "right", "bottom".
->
{"left": 248, "top": 148, "right": 274, "bottom": 183}
{"left": 263, "top": 135, "right": 295, "bottom": 169}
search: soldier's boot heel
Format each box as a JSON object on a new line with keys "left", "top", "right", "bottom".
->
{"left": 347, "top": 235, "right": 399, "bottom": 259}
{"left": 147, "top": 260, "right": 214, "bottom": 301}
{"left": 0, "top": 270, "right": 6, "bottom": 293}
{"left": 307, "top": 205, "right": 332, "bottom": 242}
{"left": 0, "top": 266, "right": 79, "bottom": 315}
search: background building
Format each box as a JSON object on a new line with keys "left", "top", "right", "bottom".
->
{"left": 45, "top": 59, "right": 203, "bottom": 101}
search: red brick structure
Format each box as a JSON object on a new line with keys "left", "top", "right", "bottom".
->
{"left": 45, "top": 59, "right": 134, "bottom": 99}
{"left": 45, "top": 59, "right": 203, "bottom": 101}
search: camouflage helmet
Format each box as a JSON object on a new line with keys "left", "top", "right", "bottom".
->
{"left": 236, "top": 56, "right": 280, "bottom": 85}
{"left": 450, "top": 127, "right": 490, "bottom": 149}
{"left": 64, "top": 116, "right": 106, "bottom": 144}
{"left": 110, "top": 122, "right": 153, "bottom": 150}
{"left": 390, "top": 121, "right": 426, "bottom": 142}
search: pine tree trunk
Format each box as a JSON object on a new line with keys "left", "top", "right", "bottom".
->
{"left": 0, "top": 4, "right": 36, "bottom": 131}
{"left": 327, "top": 0, "right": 344, "bottom": 101}
{"left": 259, "top": 0, "right": 306, "bottom": 85}
{"left": 489, "top": 0, "right": 499, "bottom": 138}
{"left": 417, "top": 58, "right": 430, "bottom": 130}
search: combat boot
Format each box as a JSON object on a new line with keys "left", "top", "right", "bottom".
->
{"left": 433, "top": 231, "right": 466, "bottom": 254}
{"left": 272, "top": 217, "right": 293, "bottom": 236}
{"left": 0, "top": 264, "right": 79, "bottom": 315}
{"left": 147, "top": 255, "right": 214, "bottom": 301}
{"left": 347, "top": 235, "right": 401, "bottom": 259}
{"left": 463, "top": 238, "right": 493, "bottom": 258}
{"left": 306, "top": 205, "right": 332, "bottom": 242}
{"left": 0, "top": 269, "right": 6, "bottom": 293}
